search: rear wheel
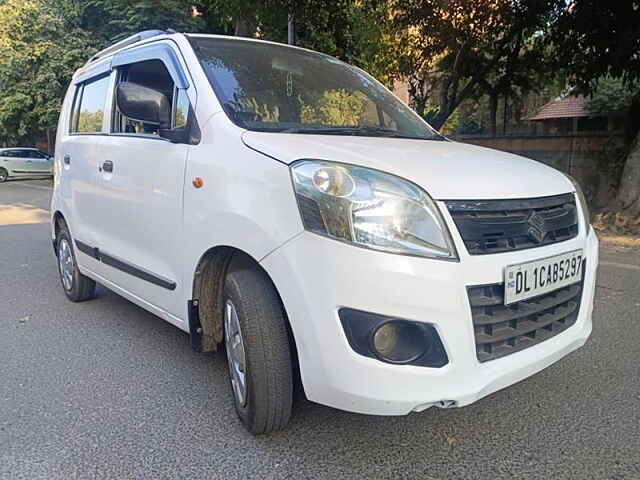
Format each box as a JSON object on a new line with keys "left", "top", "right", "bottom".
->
{"left": 223, "top": 264, "right": 293, "bottom": 434}
{"left": 56, "top": 224, "right": 96, "bottom": 302}
{"left": 0, "top": 168, "right": 8, "bottom": 182}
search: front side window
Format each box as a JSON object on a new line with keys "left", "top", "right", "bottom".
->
{"left": 72, "top": 75, "right": 110, "bottom": 134}
{"left": 113, "top": 59, "right": 176, "bottom": 136}
{"left": 174, "top": 89, "right": 190, "bottom": 129}
{"left": 189, "top": 36, "right": 443, "bottom": 140}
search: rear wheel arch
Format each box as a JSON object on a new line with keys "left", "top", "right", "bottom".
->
{"left": 52, "top": 211, "right": 67, "bottom": 255}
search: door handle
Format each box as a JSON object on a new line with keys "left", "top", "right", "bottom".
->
{"left": 102, "top": 160, "right": 113, "bottom": 173}
{"left": 63, "top": 154, "right": 71, "bottom": 165}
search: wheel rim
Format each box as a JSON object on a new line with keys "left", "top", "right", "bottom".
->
{"left": 224, "top": 299, "right": 247, "bottom": 407}
{"left": 0, "top": 170, "right": 6, "bottom": 182}
{"left": 58, "top": 238, "right": 74, "bottom": 291}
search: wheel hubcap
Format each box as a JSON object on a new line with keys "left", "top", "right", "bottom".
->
{"left": 224, "top": 300, "right": 247, "bottom": 407}
{"left": 0, "top": 171, "right": 6, "bottom": 181}
{"left": 58, "top": 238, "right": 74, "bottom": 291}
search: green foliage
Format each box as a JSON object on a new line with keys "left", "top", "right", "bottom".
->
{"left": 440, "top": 108, "right": 460, "bottom": 135}
{"left": 0, "top": 0, "right": 96, "bottom": 144}
{"left": 196, "top": 0, "right": 396, "bottom": 86}
{"left": 587, "top": 77, "right": 640, "bottom": 116}
{"left": 552, "top": 1, "right": 640, "bottom": 93}
{"left": 77, "top": 110, "right": 104, "bottom": 133}
{"left": 301, "top": 90, "right": 367, "bottom": 126}
{"left": 81, "top": 0, "right": 204, "bottom": 44}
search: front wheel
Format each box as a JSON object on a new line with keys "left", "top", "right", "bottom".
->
{"left": 0, "top": 168, "right": 8, "bottom": 182}
{"left": 223, "top": 265, "right": 293, "bottom": 434}
{"left": 56, "top": 224, "right": 96, "bottom": 302}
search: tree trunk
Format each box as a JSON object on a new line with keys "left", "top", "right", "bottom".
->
{"left": 46, "top": 128, "right": 53, "bottom": 154}
{"left": 616, "top": 128, "right": 640, "bottom": 215}
{"left": 489, "top": 92, "right": 498, "bottom": 137}
{"left": 502, "top": 94, "right": 508, "bottom": 136}
{"left": 430, "top": 109, "right": 450, "bottom": 131}
{"left": 234, "top": 17, "right": 257, "bottom": 37}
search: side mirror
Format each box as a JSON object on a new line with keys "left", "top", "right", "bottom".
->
{"left": 116, "top": 82, "right": 170, "bottom": 128}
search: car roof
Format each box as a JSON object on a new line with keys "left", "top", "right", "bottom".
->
{"left": 74, "top": 30, "right": 329, "bottom": 81}
{"left": 186, "top": 33, "right": 331, "bottom": 56}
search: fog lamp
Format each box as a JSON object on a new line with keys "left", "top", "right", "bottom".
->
{"left": 338, "top": 308, "right": 449, "bottom": 367}
{"left": 372, "top": 321, "right": 429, "bottom": 363}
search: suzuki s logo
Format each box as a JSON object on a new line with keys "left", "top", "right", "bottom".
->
{"left": 527, "top": 212, "right": 547, "bottom": 243}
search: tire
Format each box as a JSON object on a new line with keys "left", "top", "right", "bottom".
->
{"left": 0, "top": 168, "right": 8, "bottom": 182}
{"left": 56, "top": 223, "right": 96, "bottom": 302}
{"left": 223, "top": 264, "right": 293, "bottom": 434}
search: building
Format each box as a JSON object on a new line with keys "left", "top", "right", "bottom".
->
{"left": 528, "top": 95, "right": 624, "bottom": 135}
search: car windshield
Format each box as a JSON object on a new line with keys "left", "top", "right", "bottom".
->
{"left": 189, "top": 36, "right": 443, "bottom": 140}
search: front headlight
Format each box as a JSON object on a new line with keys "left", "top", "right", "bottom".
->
{"left": 565, "top": 174, "right": 591, "bottom": 231}
{"left": 291, "top": 160, "right": 457, "bottom": 260}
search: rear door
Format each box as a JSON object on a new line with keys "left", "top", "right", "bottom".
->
{"left": 56, "top": 72, "right": 112, "bottom": 254}
{"left": 1, "top": 150, "right": 28, "bottom": 176}
{"left": 90, "top": 45, "right": 194, "bottom": 320}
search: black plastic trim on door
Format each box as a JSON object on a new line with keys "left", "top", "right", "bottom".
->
{"left": 74, "top": 240, "right": 176, "bottom": 290}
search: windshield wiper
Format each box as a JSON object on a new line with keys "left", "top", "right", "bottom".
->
{"left": 280, "top": 125, "right": 440, "bottom": 140}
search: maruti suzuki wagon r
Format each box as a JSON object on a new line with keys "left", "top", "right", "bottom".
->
{"left": 51, "top": 30, "right": 598, "bottom": 434}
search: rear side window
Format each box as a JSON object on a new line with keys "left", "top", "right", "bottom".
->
{"left": 71, "top": 75, "right": 111, "bottom": 134}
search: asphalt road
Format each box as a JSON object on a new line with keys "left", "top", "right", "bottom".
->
{"left": 1, "top": 179, "right": 639, "bottom": 480}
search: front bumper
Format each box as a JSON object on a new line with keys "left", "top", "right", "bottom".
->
{"left": 261, "top": 222, "right": 598, "bottom": 416}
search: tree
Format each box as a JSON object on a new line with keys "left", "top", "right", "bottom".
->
{"left": 196, "top": 0, "right": 396, "bottom": 85}
{"left": 553, "top": 1, "right": 640, "bottom": 216}
{"left": 80, "top": 0, "right": 204, "bottom": 44}
{"left": 0, "top": 0, "right": 95, "bottom": 147}
{"left": 392, "top": 0, "right": 564, "bottom": 130}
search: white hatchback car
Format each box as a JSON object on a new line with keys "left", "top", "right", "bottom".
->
{"left": 51, "top": 30, "right": 598, "bottom": 434}
{"left": 0, "top": 148, "right": 53, "bottom": 182}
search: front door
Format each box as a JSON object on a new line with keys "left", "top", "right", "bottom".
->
{"left": 91, "top": 55, "right": 191, "bottom": 320}
{"left": 25, "top": 150, "right": 53, "bottom": 176}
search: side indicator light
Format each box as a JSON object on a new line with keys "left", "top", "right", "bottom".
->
{"left": 192, "top": 177, "right": 204, "bottom": 189}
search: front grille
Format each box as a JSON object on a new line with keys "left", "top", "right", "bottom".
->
{"left": 446, "top": 193, "right": 579, "bottom": 255}
{"left": 468, "top": 265, "right": 585, "bottom": 363}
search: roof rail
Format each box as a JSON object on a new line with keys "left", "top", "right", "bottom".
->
{"left": 86, "top": 29, "right": 169, "bottom": 65}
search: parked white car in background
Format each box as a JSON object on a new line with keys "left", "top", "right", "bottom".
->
{"left": 51, "top": 30, "right": 598, "bottom": 434}
{"left": 0, "top": 148, "right": 53, "bottom": 182}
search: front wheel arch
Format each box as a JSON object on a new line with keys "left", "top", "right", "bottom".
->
{"left": 191, "top": 246, "right": 296, "bottom": 352}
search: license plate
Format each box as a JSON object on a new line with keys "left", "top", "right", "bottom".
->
{"left": 504, "top": 250, "right": 583, "bottom": 305}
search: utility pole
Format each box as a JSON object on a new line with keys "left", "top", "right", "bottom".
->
{"left": 287, "top": 13, "right": 295, "bottom": 45}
